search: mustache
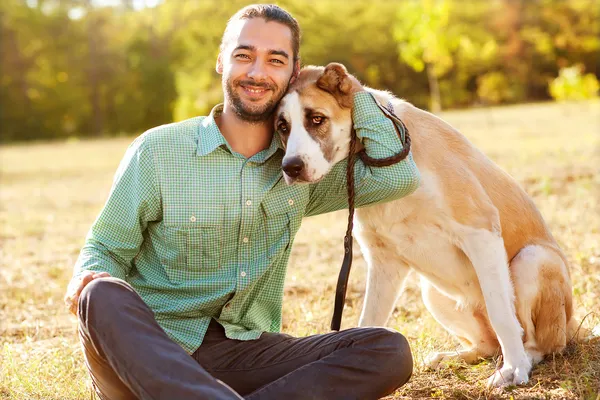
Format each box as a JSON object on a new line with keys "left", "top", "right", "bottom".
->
{"left": 237, "top": 80, "right": 275, "bottom": 90}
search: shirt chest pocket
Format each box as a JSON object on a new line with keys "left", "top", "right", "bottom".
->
{"left": 263, "top": 208, "right": 291, "bottom": 260}
{"left": 162, "top": 206, "right": 223, "bottom": 283}
{"left": 262, "top": 197, "right": 302, "bottom": 261}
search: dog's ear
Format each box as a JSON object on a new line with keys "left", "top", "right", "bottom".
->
{"left": 316, "top": 63, "right": 355, "bottom": 108}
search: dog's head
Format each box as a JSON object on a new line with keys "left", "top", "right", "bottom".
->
{"left": 275, "top": 63, "right": 360, "bottom": 184}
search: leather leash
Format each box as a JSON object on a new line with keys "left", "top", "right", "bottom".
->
{"left": 330, "top": 92, "right": 412, "bottom": 331}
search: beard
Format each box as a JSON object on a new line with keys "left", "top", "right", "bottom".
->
{"left": 224, "top": 77, "right": 289, "bottom": 123}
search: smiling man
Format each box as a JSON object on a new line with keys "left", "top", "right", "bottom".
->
{"left": 64, "top": 4, "right": 420, "bottom": 400}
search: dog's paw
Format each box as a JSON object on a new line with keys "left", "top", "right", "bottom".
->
{"left": 486, "top": 361, "right": 531, "bottom": 388}
{"left": 424, "top": 352, "right": 448, "bottom": 369}
{"left": 425, "top": 349, "right": 481, "bottom": 369}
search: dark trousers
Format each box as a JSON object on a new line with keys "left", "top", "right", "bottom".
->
{"left": 78, "top": 277, "right": 413, "bottom": 400}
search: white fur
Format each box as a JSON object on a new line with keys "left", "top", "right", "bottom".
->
{"left": 281, "top": 92, "right": 331, "bottom": 183}
{"left": 456, "top": 226, "right": 531, "bottom": 385}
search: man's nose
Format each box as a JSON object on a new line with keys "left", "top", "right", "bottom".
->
{"left": 247, "top": 60, "right": 267, "bottom": 80}
{"left": 282, "top": 156, "right": 304, "bottom": 178}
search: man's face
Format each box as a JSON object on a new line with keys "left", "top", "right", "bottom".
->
{"left": 217, "top": 18, "right": 298, "bottom": 123}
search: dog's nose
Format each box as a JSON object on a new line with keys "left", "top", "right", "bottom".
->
{"left": 282, "top": 156, "right": 304, "bottom": 178}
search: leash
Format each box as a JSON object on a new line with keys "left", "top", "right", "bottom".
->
{"left": 330, "top": 92, "right": 412, "bottom": 331}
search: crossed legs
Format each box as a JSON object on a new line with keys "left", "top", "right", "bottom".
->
{"left": 78, "top": 277, "right": 413, "bottom": 400}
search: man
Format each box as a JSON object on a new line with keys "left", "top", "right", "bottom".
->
{"left": 65, "top": 4, "right": 420, "bottom": 400}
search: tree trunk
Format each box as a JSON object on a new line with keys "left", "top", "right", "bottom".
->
{"left": 426, "top": 62, "right": 442, "bottom": 113}
{"left": 86, "top": 2, "right": 103, "bottom": 136}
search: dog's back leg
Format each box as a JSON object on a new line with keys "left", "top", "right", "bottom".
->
{"left": 357, "top": 232, "right": 411, "bottom": 327}
{"left": 510, "top": 244, "right": 574, "bottom": 364}
{"left": 420, "top": 278, "right": 500, "bottom": 368}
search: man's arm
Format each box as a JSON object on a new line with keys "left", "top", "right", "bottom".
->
{"left": 70, "top": 132, "right": 162, "bottom": 281}
{"left": 305, "top": 91, "right": 420, "bottom": 217}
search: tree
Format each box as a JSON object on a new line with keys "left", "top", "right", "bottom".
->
{"left": 393, "top": 0, "right": 458, "bottom": 112}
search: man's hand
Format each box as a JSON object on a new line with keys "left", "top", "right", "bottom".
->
{"left": 64, "top": 271, "right": 111, "bottom": 315}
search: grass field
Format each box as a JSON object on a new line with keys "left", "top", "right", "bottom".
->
{"left": 1, "top": 101, "right": 599, "bottom": 399}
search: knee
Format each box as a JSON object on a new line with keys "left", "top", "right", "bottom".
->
{"left": 78, "top": 277, "right": 131, "bottom": 325}
{"left": 373, "top": 328, "right": 414, "bottom": 390}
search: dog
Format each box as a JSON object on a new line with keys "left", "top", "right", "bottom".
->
{"left": 274, "top": 63, "right": 588, "bottom": 387}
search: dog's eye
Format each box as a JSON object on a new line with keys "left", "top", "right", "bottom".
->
{"left": 277, "top": 121, "right": 289, "bottom": 134}
{"left": 312, "top": 116, "right": 325, "bottom": 125}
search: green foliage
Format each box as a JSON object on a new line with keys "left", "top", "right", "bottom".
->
{"left": 477, "top": 72, "right": 524, "bottom": 104}
{"left": 1, "top": 0, "right": 599, "bottom": 142}
{"left": 549, "top": 65, "right": 600, "bottom": 101}
{"left": 394, "top": 0, "right": 456, "bottom": 76}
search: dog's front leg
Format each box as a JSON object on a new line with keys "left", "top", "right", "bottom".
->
{"left": 459, "top": 227, "right": 531, "bottom": 387}
{"left": 358, "top": 254, "right": 411, "bottom": 327}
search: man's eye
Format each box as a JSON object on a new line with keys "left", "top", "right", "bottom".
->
{"left": 312, "top": 116, "right": 325, "bottom": 125}
{"left": 235, "top": 54, "right": 250, "bottom": 60}
{"left": 278, "top": 121, "right": 289, "bottom": 133}
{"left": 271, "top": 59, "right": 284, "bottom": 64}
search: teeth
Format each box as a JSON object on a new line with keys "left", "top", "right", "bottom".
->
{"left": 245, "top": 87, "right": 265, "bottom": 93}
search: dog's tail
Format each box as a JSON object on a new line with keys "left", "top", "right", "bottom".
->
{"left": 529, "top": 246, "right": 598, "bottom": 350}
{"left": 533, "top": 277, "right": 573, "bottom": 353}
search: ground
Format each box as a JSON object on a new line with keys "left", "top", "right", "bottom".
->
{"left": 1, "top": 100, "right": 599, "bottom": 399}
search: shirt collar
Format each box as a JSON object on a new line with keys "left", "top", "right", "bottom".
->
{"left": 196, "top": 104, "right": 285, "bottom": 161}
{"left": 197, "top": 104, "right": 229, "bottom": 157}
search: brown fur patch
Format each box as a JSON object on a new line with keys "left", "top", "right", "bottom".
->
{"left": 533, "top": 250, "right": 573, "bottom": 353}
{"left": 289, "top": 66, "right": 325, "bottom": 92}
{"left": 288, "top": 64, "right": 357, "bottom": 105}
{"left": 315, "top": 63, "right": 355, "bottom": 109}
{"left": 290, "top": 83, "right": 353, "bottom": 164}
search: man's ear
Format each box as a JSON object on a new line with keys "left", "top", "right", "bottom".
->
{"left": 216, "top": 53, "right": 224, "bottom": 74}
{"left": 290, "top": 60, "right": 301, "bottom": 84}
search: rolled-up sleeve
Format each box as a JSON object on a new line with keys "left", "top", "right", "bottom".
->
{"left": 305, "top": 91, "right": 420, "bottom": 217}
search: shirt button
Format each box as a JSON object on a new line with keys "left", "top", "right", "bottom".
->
{"left": 288, "top": 199, "right": 294, "bottom": 206}
{"left": 246, "top": 200, "right": 252, "bottom": 206}
{"left": 240, "top": 271, "right": 247, "bottom": 277}
{"left": 190, "top": 216, "right": 196, "bottom": 222}
{"left": 243, "top": 237, "right": 249, "bottom": 243}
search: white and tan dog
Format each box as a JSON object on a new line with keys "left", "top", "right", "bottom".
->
{"left": 275, "top": 63, "right": 587, "bottom": 387}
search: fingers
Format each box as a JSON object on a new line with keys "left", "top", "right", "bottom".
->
{"left": 64, "top": 271, "right": 92, "bottom": 313}
{"left": 76, "top": 273, "right": 95, "bottom": 297}
{"left": 68, "top": 296, "right": 78, "bottom": 316}
{"left": 66, "top": 272, "right": 90, "bottom": 315}
{"left": 65, "top": 271, "right": 111, "bottom": 316}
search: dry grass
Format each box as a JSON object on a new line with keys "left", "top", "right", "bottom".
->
{"left": 1, "top": 100, "right": 599, "bottom": 399}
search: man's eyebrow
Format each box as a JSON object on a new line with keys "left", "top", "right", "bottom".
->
{"left": 269, "top": 50, "right": 289, "bottom": 59}
{"left": 234, "top": 44, "right": 256, "bottom": 52}
{"left": 234, "top": 44, "right": 289, "bottom": 60}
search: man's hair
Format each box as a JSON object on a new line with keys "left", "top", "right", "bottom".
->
{"left": 220, "top": 4, "right": 301, "bottom": 63}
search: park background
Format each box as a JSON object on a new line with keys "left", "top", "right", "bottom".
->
{"left": 1, "top": 0, "right": 599, "bottom": 399}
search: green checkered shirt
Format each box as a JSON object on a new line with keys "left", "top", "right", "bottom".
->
{"left": 74, "top": 92, "right": 420, "bottom": 354}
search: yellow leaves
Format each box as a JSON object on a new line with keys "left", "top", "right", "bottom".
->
{"left": 26, "top": 88, "right": 40, "bottom": 100}
{"left": 550, "top": 65, "right": 600, "bottom": 101}
{"left": 522, "top": 26, "right": 554, "bottom": 56}
{"left": 56, "top": 72, "right": 68, "bottom": 83}
{"left": 365, "top": 65, "right": 381, "bottom": 87}
{"left": 480, "top": 39, "right": 498, "bottom": 61}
